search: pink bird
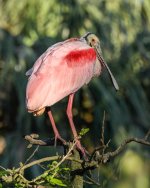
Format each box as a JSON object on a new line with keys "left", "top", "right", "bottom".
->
{"left": 26, "top": 32, "right": 119, "bottom": 157}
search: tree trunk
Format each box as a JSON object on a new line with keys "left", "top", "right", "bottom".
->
{"left": 70, "top": 146, "right": 83, "bottom": 188}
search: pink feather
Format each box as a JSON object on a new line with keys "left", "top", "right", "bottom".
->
{"left": 26, "top": 38, "right": 101, "bottom": 112}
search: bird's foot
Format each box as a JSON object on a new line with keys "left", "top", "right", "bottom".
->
{"left": 75, "top": 139, "right": 89, "bottom": 160}
{"left": 54, "top": 134, "right": 66, "bottom": 147}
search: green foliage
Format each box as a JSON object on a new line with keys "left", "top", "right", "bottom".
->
{"left": 43, "top": 161, "right": 70, "bottom": 187}
{"left": 79, "top": 128, "right": 90, "bottom": 136}
{"left": 14, "top": 183, "right": 25, "bottom": 188}
{"left": 0, "top": 170, "right": 8, "bottom": 177}
{"left": 46, "top": 177, "right": 67, "bottom": 187}
{"left": 0, "top": 160, "right": 71, "bottom": 187}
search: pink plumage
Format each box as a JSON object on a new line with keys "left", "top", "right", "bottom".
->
{"left": 26, "top": 38, "right": 101, "bottom": 113}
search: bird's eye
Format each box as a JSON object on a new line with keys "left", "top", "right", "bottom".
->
{"left": 92, "top": 38, "right": 95, "bottom": 42}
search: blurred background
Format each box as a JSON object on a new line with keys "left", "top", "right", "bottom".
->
{"left": 0, "top": 0, "right": 150, "bottom": 187}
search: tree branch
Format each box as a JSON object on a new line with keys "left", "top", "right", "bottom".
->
{"left": 1, "top": 127, "right": 150, "bottom": 187}
{"left": 93, "top": 130, "right": 150, "bottom": 164}
{"left": 24, "top": 134, "right": 68, "bottom": 147}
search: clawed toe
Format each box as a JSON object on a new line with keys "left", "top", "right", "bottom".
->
{"left": 75, "top": 140, "right": 89, "bottom": 160}
{"left": 54, "top": 135, "right": 66, "bottom": 146}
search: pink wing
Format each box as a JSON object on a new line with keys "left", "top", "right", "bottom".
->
{"left": 26, "top": 38, "right": 100, "bottom": 112}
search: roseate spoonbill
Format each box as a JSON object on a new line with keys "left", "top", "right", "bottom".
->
{"left": 26, "top": 32, "right": 119, "bottom": 156}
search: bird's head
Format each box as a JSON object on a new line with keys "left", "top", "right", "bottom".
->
{"left": 82, "top": 32, "right": 119, "bottom": 91}
{"left": 84, "top": 33, "right": 100, "bottom": 48}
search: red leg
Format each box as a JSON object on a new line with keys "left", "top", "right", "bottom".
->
{"left": 47, "top": 108, "right": 66, "bottom": 146}
{"left": 66, "top": 93, "right": 87, "bottom": 157}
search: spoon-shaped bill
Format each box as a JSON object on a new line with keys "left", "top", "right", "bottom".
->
{"left": 102, "top": 60, "right": 119, "bottom": 91}
{"left": 96, "top": 47, "right": 119, "bottom": 91}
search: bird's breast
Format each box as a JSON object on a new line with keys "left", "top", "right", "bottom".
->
{"left": 93, "top": 58, "right": 102, "bottom": 77}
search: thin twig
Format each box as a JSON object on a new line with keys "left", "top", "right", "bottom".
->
{"left": 37, "top": 163, "right": 47, "bottom": 170}
{"left": 0, "top": 166, "right": 7, "bottom": 171}
{"left": 90, "top": 111, "right": 107, "bottom": 161}
{"left": 100, "top": 111, "right": 106, "bottom": 146}
{"left": 18, "top": 145, "right": 39, "bottom": 174}
{"left": 25, "top": 146, "right": 39, "bottom": 165}
{"left": 83, "top": 180, "right": 93, "bottom": 185}
{"left": 85, "top": 175, "right": 101, "bottom": 186}
{"left": 16, "top": 156, "right": 61, "bottom": 172}
{"left": 105, "top": 139, "right": 111, "bottom": 149}
{"left": 15, "top": 156, "right": 82, "bottom": 173}
{"left": 145, "top": 129, "right": 150, "bottom": 140}
{"left": 51, "top": 140, "right": 78, "bottom": 179}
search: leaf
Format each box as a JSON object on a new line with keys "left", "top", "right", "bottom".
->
{"left": 0, "top": 170, "right": 8, "bottom": 177}
{"left": 62, "top": 168, "right": 70, "bottom": 171}
{"left": 15, "top": 183, "right": 23, "bottom": 188}
{"left": 47, "top": 161, "right": 58, "bottom": 169}
{"left": 50, "top": 177, "right": 67, "bottom": 187}
{"left": 41, "top": 172, "right": 48, "bottom": 178}
{"left": 52, "top": 161, "right": 58, "bottom": 166}
{"left": 79, "top": 128, "right": 90, "bottom": 136}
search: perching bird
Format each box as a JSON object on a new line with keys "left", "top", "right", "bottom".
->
{"left": 26, "top": 32, "right": 119, "bottom": 156}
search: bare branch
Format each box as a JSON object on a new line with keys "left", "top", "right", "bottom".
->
{"left": 16, "top": 156, "right": 61, "bottom": 172}
{"left": 84, "top": 175, "right": 101, "bottom": 186}
{"left": 90, "top": 111, "right": 109, "bottom": 161}
{"left": 24, "top": 146, "right": 39, "bottom": 165}
{"left": 110, "top": 137, "right": 150, "bottom": 158}
{"left": 0, "top": 165, "right": 7, "bottom": 171}
{"left": 145, "top": 129, "right": 150, "bottom": 140}
{"left": 100, "top": 111, "right": 105, "bottom": 146}
{"left": 24, "top": 134, "right": 68, "bottom": 147}
{"left": 94, "top": 134, "right": 150, "bottom": 164}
